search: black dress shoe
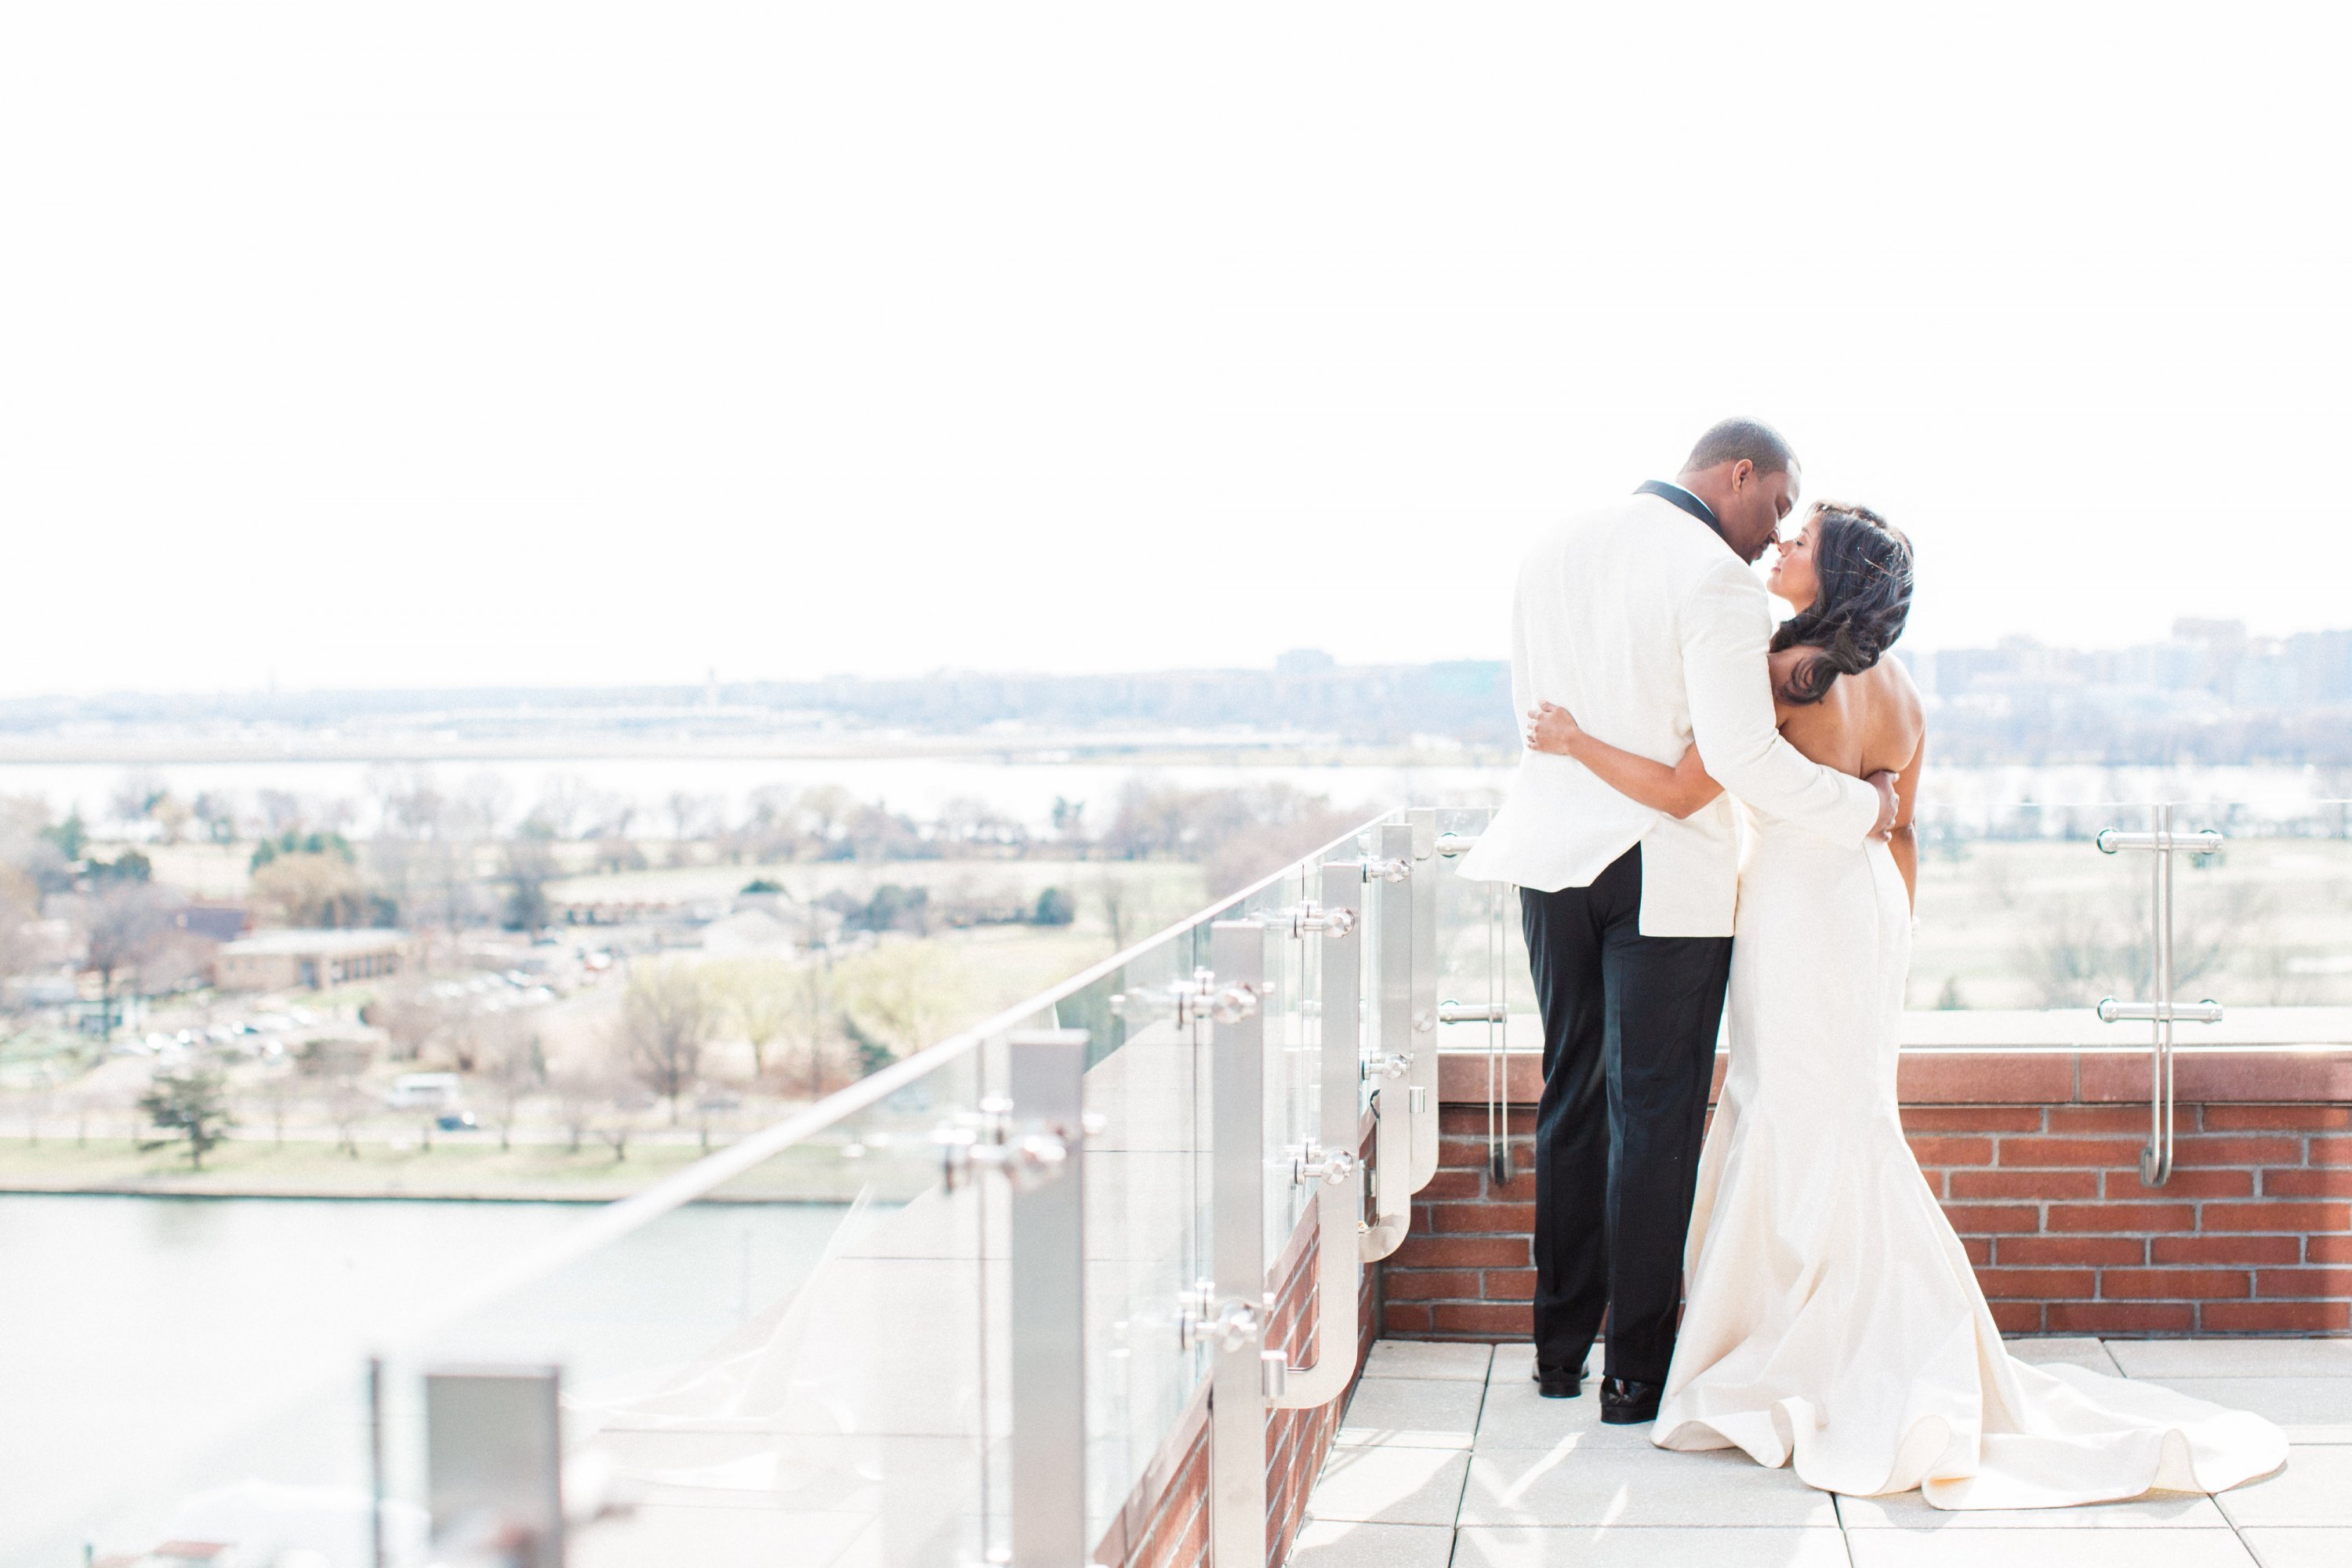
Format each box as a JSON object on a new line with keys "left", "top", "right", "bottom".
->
{"left": 1532, "top": 1367, "right": 1583, "bottom": 1399}
{"left": 1598, "top": 1376, "right": 1661, "bottom": 1425}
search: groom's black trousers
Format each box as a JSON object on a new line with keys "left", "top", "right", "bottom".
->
{"left": 1522, "top": 846, "right": 1732, "bottom": 1386}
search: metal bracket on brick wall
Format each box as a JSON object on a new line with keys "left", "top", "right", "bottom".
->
{"left": 1360, "top": 822, "right": 1418, "bottom": 1263}
{"left": 2095, "top": 804, "right": 2226, "bottom": 1188}
{"left": 1207, "top": 921, "right": 1276, "bottom": 1567}
{"left": 1271, "top": 859, "right": 1366, "bottom": 1409}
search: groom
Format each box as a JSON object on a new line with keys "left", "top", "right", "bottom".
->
{"left": 1457, "top": 418, "right": 1898, "bottom": 1423}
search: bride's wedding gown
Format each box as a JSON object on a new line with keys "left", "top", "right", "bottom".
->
{"left": 1652, "top": 804, "right": 2288, "bottom": 1508}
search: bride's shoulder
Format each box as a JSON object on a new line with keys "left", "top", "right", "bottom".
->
{"left": 1874, "top": 653, "right": 1925, "bottom": 709}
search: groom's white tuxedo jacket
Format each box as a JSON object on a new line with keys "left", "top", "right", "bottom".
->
{"left": 1457, "top": 488, "right": 1882, "bottom": 937}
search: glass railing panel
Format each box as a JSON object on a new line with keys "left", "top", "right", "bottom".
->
{"left": 376, "top": 1036, "right": 1002, "bottom": 1566}
{"left": 1432, "top": 805, "right": 1506, "bottom": 1051}
{"left": 40, "top": 1034, "right": 1000, "bottom": 1567}
{"left": 1073, "top": 912, "right": 1213, "bottom": 1544}
{"left": 14, "top": 1355, "right": 379, "bottom": 1567}
{"left": 1907, "top": 799, "right": 2148, "bottom": 1014}
{"left": 1233, "top": 864, "right": 1315, "bottom": 1268}
{"left": 2168, "top": 800, "right": 2352, "bottom": 1018}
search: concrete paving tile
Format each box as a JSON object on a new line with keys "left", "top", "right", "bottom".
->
{"left": 1837, "top": 1489, "right": 2227, "bottom": 1529}
{"left": 2241, "top": 1528, "right": 2352, "bottom": 1568}
{"left": 1454, "top": 1525, "right": 1850, "bottom": 1566}
{"left": 1284, "top": 1519, "right": 1457, "bottom": 1568}
{"left": 1473, "top": 1374, "right": 1662, "bottom": 1451}
{"left": 1362, "top": 1339, "right": 1497, "bottom": 1381}
{"left": 1844, "top": 1530, "right": 2257, "bottom": 1566}
{"left": 2007, "top": 1336, "right": 2124, "bottom": 1374}
{"left": 1457, "top": 1445, "right": 1838, "bottom": 1528}
{"left": 1305, "top": 1446, "right": 1472, "bottom": 1526}
{"left": 2107, "top": 1340, "right": 2352, "bottom": 1380}
{"left": 1335, "top": 1376, "right": 1487, "bottom": 1450}
{"left": 2121, "top": 1377, "right": 2352, "bottom": 1443}
{"left": 2216, "top": 1446, "right": 2352, "bottom": 1529}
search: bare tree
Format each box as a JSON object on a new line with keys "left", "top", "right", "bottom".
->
{"left": 257, "top": 1069, "right": 299, "bottom": 1147}
{"left": 299, "top": 1037, "right": 375, "bottom": 1156}
{"left": 478, "top": 1016, "right": 545, "bottom": 1152}
{"left": 1094, "top": 872, "right": 1132, "bottom": 953}
{"left": 369, "top": 982, "right": 466, "bottom": 1064}
{"left": 249, "top": 851, "right": 375, "bottom": 928}
{"left": 718, "top": 960, "right": 796, "bottom": 1082}
{"left": 0, "top": 876, "right": 46, "bottom": 1005}
{"left": 532, "top": 774, "right": 595, "bottom": 840}
{"left": 147, "top": 793, "right": 194, "bottom": 847}
{"left": 111, "top": 768, "right": 169, "bottom": 833}
{"left": 83, "top": 881, "right": 175, "bottom": 1040}
{"left": 546, "top": 1063, "right": 601, "bottom": 1154}
{"left": 616, "top": 960, "right": 717, "bottom": 1121}
{"left": 502, "top": 830, "right": 561, "bottom": 931}
{"left": 666, "top": 791, "right": 718, "bottom": 842}
{"left": 834, "top": 940, "right": 964, "bottom": 1069}
{"left": 191, "top": 791, "right": 241, "bottom": 844}
{"left": 256, "top": 789, "right": 306, "bottom": 836}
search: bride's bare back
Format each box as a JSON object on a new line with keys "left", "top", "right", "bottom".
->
{"left": 1772, "top": 648, "right": 1926, "bottom": 904}
{"left": 1771, "top": 650, "right": 1925, "bottom": 780}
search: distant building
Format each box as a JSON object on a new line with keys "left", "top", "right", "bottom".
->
{"left": 170, "top": 902, "right": 248, "bottom": 942}
{"left": 214, "top": 928, "right": 409, "bottom": 991}
{"left": 699, "top": 908, "right": 796, "bottom": 956}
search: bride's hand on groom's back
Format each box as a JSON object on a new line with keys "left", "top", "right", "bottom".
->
{"left": 1525, "top": 702, "right": 1582, "bottom": 755}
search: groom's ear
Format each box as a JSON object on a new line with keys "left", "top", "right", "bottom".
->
{"left": 1728, "top": 458, "right": 1756, "bottom": 492}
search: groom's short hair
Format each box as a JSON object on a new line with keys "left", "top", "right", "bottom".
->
{"left": 1682, "top": 418, "right": 1797, "bottom": 477}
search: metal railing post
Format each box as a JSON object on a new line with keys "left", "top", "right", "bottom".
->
{"left": 422, "top": 1367, "right": 565, "bottom": 1568}
{"left": 1272, "top": 861, "right": 1363, "bottom": 1408}
{"left": 2094, "top": 804, "right": 2226, "bottom": 1188}
{"left": 1406, "top": 808, "right": 1440, "bottom": 1191}
{"left": 1207, "top": 920, "right": 1271, "bottom": 1567}
{"left": 1360, "top": 824, "right": 1415, "bottom": 1261}
{"left": 1008, "top": 1028, "right": 1090, "bottom": 1568}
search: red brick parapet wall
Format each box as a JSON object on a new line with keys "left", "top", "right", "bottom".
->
{"left": 1381, "top": 1047, "right": 2352, "bottom": 1341}
{"left": 1103, "top": 1136, "right": 1381, "bottom": 1568}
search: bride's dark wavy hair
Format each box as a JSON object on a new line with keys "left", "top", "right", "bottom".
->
{"left": 1769, "top": 502, "right": 1915, "bottom": 706}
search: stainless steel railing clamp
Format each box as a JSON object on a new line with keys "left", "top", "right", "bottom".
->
{"left": 1433, "top": 831, "right": 1480, "bottom": 858}
{"left": 1279, "top": 901, "right": 1358, "bottom": 939}
{"left": 932, "top": 1094, "right": 1089, "bottom": 1193}
{"left": 1290, "top": 1139, "right": 1358, "bottom": 1186}
{"left": 1178, "top": 1285, "right": 1287, "bottom": 1398}
{"left": 1108, "top": 969, "right": 1264, "bottom": 1030}
{"left": 1179, "top": 1287, "right": 1260, "bottom": 1353}
{"left": 1360, "top": 855, "right": 1412, "bottom": 884}
{"left": 2094, "top": 804, "right": 2227, "bottom": 1188}
{"left": 1364, "top": 1050, "right": 1410, "bottom": 1080}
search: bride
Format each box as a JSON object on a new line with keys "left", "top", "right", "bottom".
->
{"left": 1525, "top": 500, "right": 2287, "bottom": 1508}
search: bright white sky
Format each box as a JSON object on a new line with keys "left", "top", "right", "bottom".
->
{"left": 2, "top": 3, "right": 2346, "bottom": 696}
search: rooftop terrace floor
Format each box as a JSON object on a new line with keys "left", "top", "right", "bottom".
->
{"left": 1292, "top": 1338, "right": 2352, "bottom": 1567}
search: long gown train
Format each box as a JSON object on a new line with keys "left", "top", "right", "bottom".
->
{"left": 1650, "top": 808, "right": 2287, "bottom": 1508}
